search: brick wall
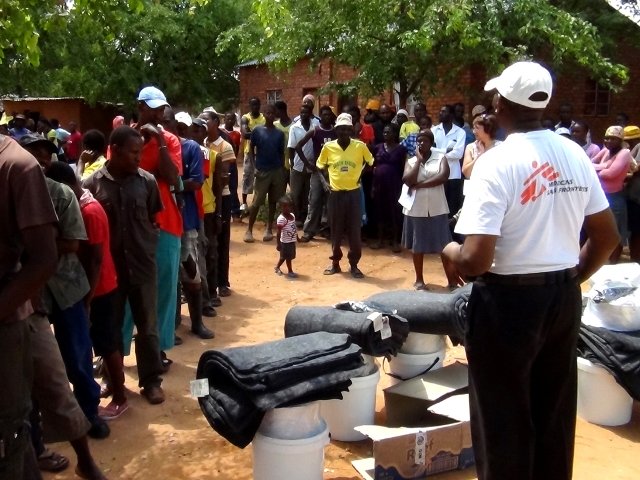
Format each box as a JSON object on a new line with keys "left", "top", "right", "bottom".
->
{"left": 240, "top": 50, "right": 640, "bottom": 136}
{"left": 551, "top": 48, "right": 640, "bottom": 144}
{"left": 3, "top": 98, "right": 119, "bottom": 137}
{"left": 239, "top": 58, "right": 359, "bottom": 116}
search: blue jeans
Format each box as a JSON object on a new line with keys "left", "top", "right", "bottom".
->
{"left": 50, "top": 300, "right": 101, "bottom": 423}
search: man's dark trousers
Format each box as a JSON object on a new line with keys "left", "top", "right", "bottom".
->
{"left": 465, "top": 276, "right": 581, "bottom": 480}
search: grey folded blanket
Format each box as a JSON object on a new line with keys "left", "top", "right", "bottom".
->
{"left": 284, "top": 306, "right": 409, "bottom": 357}
{"left": 365, "top": 284, "right": 473, "bottom": 343}
{"left": 196, "top": 332, "right": 371, "bottom": 448}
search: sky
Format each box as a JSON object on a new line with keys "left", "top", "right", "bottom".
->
{"left": 607, "top": 0, "right": 640, "bottom": 25}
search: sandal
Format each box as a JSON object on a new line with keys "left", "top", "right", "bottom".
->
{"left": 99, "top": 400, "right": 130, "bottom": 421}
{"left": 38, "top": 449, "right": 70, "bottom": 473}
{"left": 414, "top": 281, "right": 427, "bottom": 291}
{"left": 287, "top": 272, "right": 298, "bottom": 279}
{"left": 99, "top": 382, "right": 112, "bottom": 399}
{"left": 323, "top": 264, "right": 341, "bottom": 275}
{"left": 161, "top": 351, "right": 172, "bottom": 373}
{"left": 274, "top": 267, "right": 283, "bottom": 276}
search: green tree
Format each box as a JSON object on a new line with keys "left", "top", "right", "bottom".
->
{"left": 222, "top": 0, "right": 631, "bottom": 107}
{"left": 0, "top": 0, "right": 145, "bottom": 67}
{"left": 0, "top": 0, "right": 245, "bottom": 110}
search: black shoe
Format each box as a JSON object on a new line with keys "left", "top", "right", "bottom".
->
{"left": 174, "top": 335, "right": 183, "bottom": 346}
{"left": 192, "top": 324, "right": 215, "bottom": 339}
{"left": 88, "top": 418, "right": 110, "bottom": 439}
{"left": 210, "top": 296, "right": 222, "bottom": 307}
{"left": 202, "top": 305, "right": 217, "bottom": 317}
{"left": 350, "top": 266, "right": 365, "bottom": 279}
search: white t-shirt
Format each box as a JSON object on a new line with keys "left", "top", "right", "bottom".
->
{"left": 277, "top": 213, "right": 297, "bottom": 243}
{"left": 455, "top": 130, "right": 609, "bottom": 275}
{"left": 432, "top": 123, "right": 466, "bottom": 180}
{"left": 403, "top": 150, "right": 449, "bottom": 218}
{"left": 287, "top": 120, "right": 314, "bottom": 172}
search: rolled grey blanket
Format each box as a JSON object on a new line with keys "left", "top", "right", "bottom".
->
{"left": 284, "top": 306, "right": 409, "bottom": 357}
{"left": 365, "top": 283, "right": 472, "bottom": 342}
{"left": 196, "top": 332, "right": 371, "bottom": 448}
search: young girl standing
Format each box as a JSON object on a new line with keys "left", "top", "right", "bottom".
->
{"left": 275, "top": 195, "right": 298, "bottom": 278}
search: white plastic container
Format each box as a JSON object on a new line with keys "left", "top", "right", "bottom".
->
{"left": 258, "top": 402, "right": 324, "bottom": 440}
{"left": 400, "top": 333, "right": 446, "bottom": 354}
{"left": 320, "top": 367, "right": 380, "bottom": 441}
{"left": 252, "top": 424, "right": 330, "bottom": 480}
{"left": 387, "top": 348, "right": 445, "bottom": 383}
{"left": 577, "top": 357, "right": 633, "bottom": 426}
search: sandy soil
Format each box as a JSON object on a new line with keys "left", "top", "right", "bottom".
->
{"left": 43, "top": 217, "right": 639, "bottom": 480}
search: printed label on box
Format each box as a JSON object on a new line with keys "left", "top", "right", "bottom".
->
{"left": 415, "top": 431, "right": 426, "bottom": 465}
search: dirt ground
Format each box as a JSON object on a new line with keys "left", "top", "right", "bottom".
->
{"left": 43, "top": 217, "right": 639, "bottom": 480}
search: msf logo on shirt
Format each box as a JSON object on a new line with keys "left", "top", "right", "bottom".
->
{"left": 520, "top": 161, "right": 560, "bottom": 205}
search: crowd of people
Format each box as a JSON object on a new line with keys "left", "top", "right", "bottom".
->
{"left": 0, "top": 64, "right": 633, "bottom": 479}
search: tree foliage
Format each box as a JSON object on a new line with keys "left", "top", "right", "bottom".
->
{"left": 222, "top": 0, "right": 631, "bottom": 106}
{"left": 0, "top": 0, "right": 245, "bottom": 110}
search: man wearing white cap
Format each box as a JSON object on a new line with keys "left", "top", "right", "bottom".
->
{"left": 317, "top": 112, "right": 374, "bottom": 278}
{"left": 442, "top": 61, "right": 619, "bottom": 479}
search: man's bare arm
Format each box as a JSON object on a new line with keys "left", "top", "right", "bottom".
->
{"left": 577, "top": 208, "right": 619, "bottom": 283}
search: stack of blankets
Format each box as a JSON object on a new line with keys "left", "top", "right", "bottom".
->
{"left": 284, "top": 305, "right": 409, "bottom": 357}
{"left": 197, "top": 332, "right": 372, "bottom": 448}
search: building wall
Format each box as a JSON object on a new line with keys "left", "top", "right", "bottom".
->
{"left": 239, "top": 58, "right": 359, "bottom": 116}
{"left": 3, "top": 99, "right": 119, "bottom": 137}
{"left": 240, "top": 49, "right": 640, "bottom": 143}
{"left": 550, "top": 49, "right": 640, "bottom": 144}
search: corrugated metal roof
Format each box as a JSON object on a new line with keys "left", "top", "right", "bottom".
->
{"left": 1, "top": 96, "right": 86, "bottom": 102}
{"left": 237, "top": 53, "right": 279, "bottom": 68}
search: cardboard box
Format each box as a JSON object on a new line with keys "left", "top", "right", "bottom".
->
{"left": 353, "top": 362, "right": 474, "bottom": 480}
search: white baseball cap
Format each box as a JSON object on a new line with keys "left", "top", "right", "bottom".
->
{"left": 175, "top": 111, "right": 192, "bottom": 127}
{"left": 335, "top": 113, "right": 353, "bottom": 127}
{"left": 484, "top": 61, "right": 553, "bottom": 109}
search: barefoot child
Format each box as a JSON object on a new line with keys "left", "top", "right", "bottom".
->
{"left": 275, "top": 195, "right": 298, "bottom": 278}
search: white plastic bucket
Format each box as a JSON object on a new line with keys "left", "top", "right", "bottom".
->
{"left": 252, "top": 425, "right": 330, "bottom": 480}
{"left": 320, "top": 367, "right": 380, "bottom": 441}
{"left": 387, "top": 348, "right": 445, "bottom": 383}
{"left": 400, "top": 333, "right": 446, "bottom": 354}
{"left": 258, "top": 402, "right": 324, "bottom": 440}
{"left": 577, "top": 357, "right": 633, "bottom": 426}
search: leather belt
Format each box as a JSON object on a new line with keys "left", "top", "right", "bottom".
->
{"left": 477, "top": 267, "right": 578, "bottom": 286}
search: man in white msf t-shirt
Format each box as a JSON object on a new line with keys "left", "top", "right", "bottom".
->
{"left": 441, "top": 61, "right": 619, "bottom": 480}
